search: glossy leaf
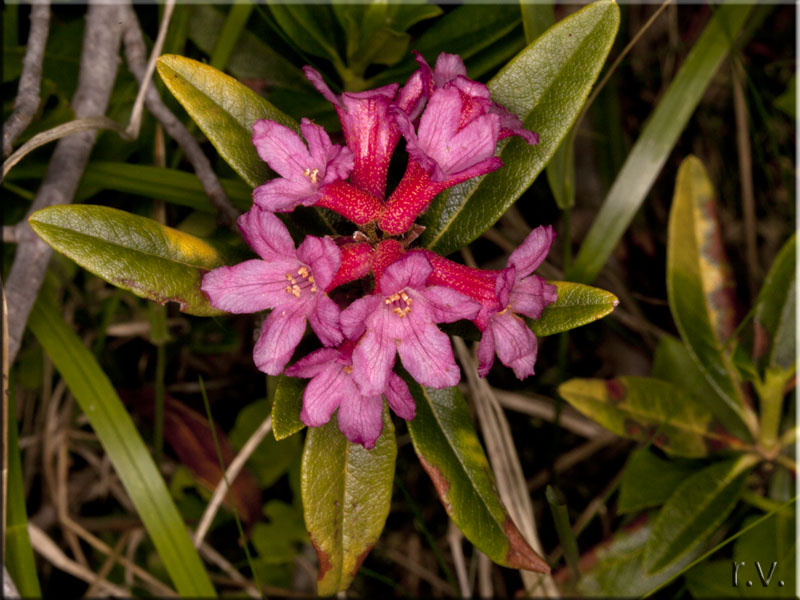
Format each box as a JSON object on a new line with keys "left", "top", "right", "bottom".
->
{"left": 617, "top": 449, "right": 700, "bottom": 515}
{"left": 568, "top": 3, "right": 753, "bottom": 283}
{"left": 28, "top": 298, "right": 216, "bottom": 597}
{"left": 302, "top": 408, "right": 397, "bottom": 595}
{"left": 272, "top": 375, "right": 306, "bottom": 441}
{"left": 666, "top": 156, "right": 754, "bottom": 435}
{"left": 558, "top": 376, "right": 747, "bottom": 457}
{"left": 157, "top": 54, "right": 296, "bottom": 188}
{"left": 643, "top": 457, "right": 753, "bottom": 574}
{"left": 576, "top": 519, "right": 705, "bottom": 598}
{"left": 405, "top": 381, "right": 549, "bottom": 573}
{"left": 753, "top": 234, "right": 796, "bottom": 372}
{"left": 29, "top": 205, "right": 236, "bottom": 317}
{"left": 267, "top": 3, "right": 341, "bottom": 65}
{"left": 529, "top": 281, "right": 618, "bottom": 337}
{"left": 420, "top": 0, "right": 619, "bottom": 255}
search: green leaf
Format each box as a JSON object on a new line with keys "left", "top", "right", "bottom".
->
{"left": 272, "top": 375, "right": 306, "bottom": 441}
{"left": 251, "top": 500, "right": 308, "bottom": 564}
{"left": 576, "top": 519, "right": 706, "bottom": 598}
{"left": 774, "top": 73, "right": 796, "bottom": 120}
{"left": 520, "top": 0, "right": 554, "bottom": 42}
{"left": 157, "top": 54, "right": 296, "bottom": 188}
{"left": 529, "top": 281, "right": 618, "bottom": 337}
{"left": 5, "top": 379, "right": 42, "bottom": 597}
{"left": 208, "top": 3, "right": 254, "bottom": 72}
{"left": 568, "top": 2, "right": 753, "bottom": 283}
{"left": 420, "top": 0, "right": 619, "bottom": 255}
{"left": 28, "top": 297, "right": 216, "bottom": 597}
{"left": 29, "top": 205, "right": 236, "bottom": 317}
{"left": 188, "top": 5, "right": 307, "bottom": 90}
{"left": 754, "top": 234, "right": 796, "bottom": 372}
{"left": 643, "top": 456, "right": 753, "bottom": 574}
{"left": 558, "top": 376, "right": 747, "bottom": 457}
{"left": 405, "top": 381, "right": 549, "bottom": 573}
{"left": 729, "top": 511, "right": 796, "bottom": 597}
{"left": 617, "top": 449, "right": 700, "bottom": 515}
{"left": 267, "top": 3, "right": 342, "bottom": 65}
{"left": 302, "top": 408, "right": 397, "bottom": 595}
{"left": 665, "top": 156, "right": 755, "bottom": 436}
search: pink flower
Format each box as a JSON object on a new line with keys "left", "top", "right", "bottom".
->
{"left": 252, "top": 118, "right": 381, "bottom": 225}
{"left": 477, "top": 226, "right": 557, "bottom": 378}
{"left": 304, "top": 67, "right": 426, "bottom": 200}
{"left": 379, "top": 53, "right": 538, "bottom": 235}
{"left": 341, "top": 253, "right": 480, "bottom": 396}
{"left": 201, "top": 207, "right": 343, "bottom": 375}
{"left": 286, "top": 341, "right": 416, "bottom": 449}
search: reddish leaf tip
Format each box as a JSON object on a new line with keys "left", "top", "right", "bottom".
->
{"left": 418, "top": 455, "right": 453, "bottom": 515}
{"left": 311, "top": 536, "right": 333, "bottom": 582}
{"left": 503, "top": 518, "right": 550, "bottom": 573}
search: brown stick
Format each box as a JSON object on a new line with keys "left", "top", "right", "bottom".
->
{"left": 119, "top": 5, "right": 240, "bottom": 227}
{"left": 3, "top": 3, "right": 51, "bottom": 157}
{"left": 6, "top": 4, "right": 125, "bottom": 365}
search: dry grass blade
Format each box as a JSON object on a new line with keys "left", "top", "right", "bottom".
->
{"left": 447, "top": 521, "right": 471, "bottom": 598}
{"left": 489, "top": 388, "right": 604, "bottom": 439}
{"left": 453, "top": 338, "right": 558, "bottom": 597}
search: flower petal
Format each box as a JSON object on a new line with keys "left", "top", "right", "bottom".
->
{"left": 341, "top": 295, "right": 382, "bottom": 340}
{"left": 302, "top": 66, "right": 341, "bottom": 107}
{"left": 385, "top": 373, "right": 415, "bottom": 420}
{"left": 308, "top": 294, "right": 343, "bottom": 347}
{"left": 337, "top": 392, "right": 384, "bottom": 449}
{"left": 300, "top": 117, "right": 353, "bottom": 184}
{"left": 201, "top": 258, "right": 300, "bottom": 314}
{"left": 421, "top": 286, "right": 480, "bottom": 323}
{"left": 253, "top": 301, "right": 308, "bottom": 375}
{"left": 300, "top": 364, "right": 355, "bottom": 427}
{"left": 285, "top": 347, "right": 340, "bottom": 378}
{"left": 237, "top": 207, "right": 296, "bottom": 260}
{"left": 433, "top": 52, "right": 467, "bottom": 87}
{"left": 352, "top": 311, "right": 396, "bottom": 396}
{"left": 253, "top": 177, "right": 317, "bottom": 212}
{"left": 508, "top": 225, "right": 556, "bottom": 277}
{"left": 378, "top": 253, "right": 433, "bottom": 295}
{"left": 477, "top": 324, "right": 496, "bottom": 377}
{"left": 510, "top": 275, "right": 557, "bottom": 320}
{"left": 490, "top": 310, "right": 538, "bottom": 380}
{"left": 296, "top": 235, "right": 341, "bottom": 291}
{"left": 494, "top": 265, "right": 516, "bottom": 307}
{"left": 396, "top": 320, "right": 460, "bottom": 389}
{"left": 252, "top": 120, "right": 312, "bottom": 180}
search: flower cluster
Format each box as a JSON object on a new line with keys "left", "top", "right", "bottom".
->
{"left": 202, "top": 53, "right": 556, "bottom": 448}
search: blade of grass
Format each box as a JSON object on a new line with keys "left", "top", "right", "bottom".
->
{"left": 210, "top": 3, "right": 254, "bottom": 72}
{"left": 27, "top": 295, "right": 216, "bottom": 597}
{"left": 545, "top": 486, "right": 580, "bottom": 579}
{"left": 568, "top": 2, "right": 753, "bottom": 283}
{"left": 197, "top": 377, "right": 261, "bottom": 592}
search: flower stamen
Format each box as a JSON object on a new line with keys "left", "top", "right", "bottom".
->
{"left": 303, "top": 167, "right": 320, "bottom": 184}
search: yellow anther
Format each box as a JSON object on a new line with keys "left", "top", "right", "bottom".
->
{"left": 298, "top": 266, "right": 310, "bottom": 278}
{"left": 285, "top": 285, "right": 292, "bottom": 294}
{"left": 343, "top": 366, "right": 353, "bottom": 374}
{"left": 285, "top": 273, "right": 293, "bottom": 280}
{"left": 310, "top": 284, "right": 318, "bottom": 293}
{"left": 303, "top": 167, "right": 319, "bottom": 184}
{"left": 498, "top": 305, "right": 512, "bottom": 315}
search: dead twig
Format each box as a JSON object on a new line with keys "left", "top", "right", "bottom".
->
{"left": 3, "top": 2, "right": 51, "bottom": 157}
{"left": 447, "top": 521, "right": 471, "bottom": 598}
{"left": 193, "top": 414, "right": 272, "bottom": 547}
{"left": 120, "top": 3, "right": 239, "bottom": 227}
{"left": 6, "top": 3, "right": 125, "bottom": 365}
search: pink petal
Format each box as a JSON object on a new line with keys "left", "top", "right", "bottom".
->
{"left": 433, "top": 52, "right": 467, "bottom": 87}
{"left": 508, "top": 225, "right": 556, "bottom": 277}
{"left": 416, "top": 86, "right": 463, "bottom": 162}
{"left": 494, "top": 265, "right": 516, "bottom": 308}
{"left": 385, "top": 373, "right": 415, "bottom": 420}
{"left": 396, "top": 68, "right": 427, "bottom": 121}
{"left": 300, "top": 118, "right": 335, "bottom": 169}
{"left": 510, "top": 275, "right": 557, "bottom": 320}
{"left": 490, "top": 310, "right": 538, "bottom": 380}
{"left": 379, "top": 253, "right": 433, "bottom": 296}
{"left": 421, "top": 286, "right": 480, "bottom": 323}
{"left": 252, "top": 120, "right": 312, "bottom": 180}
{"left": 352, "top": 311, "right": 396, "bottom": 396}
{"left": 337, "top": 392, "right": 384, "bottom": 449}
{"left": 296, "top": 236, "right": 341, "bottom": 291}
{"left": 308, "top": 294, "right": 343, "bottom": 347}
{"left": 253, "top": 177, "right": 317, "bottom": 212}
{"left": 300, "top": 117, "right": 353, "bottom": 184}
{"left": 201, "top": 258, "right": 301, "bottom": 314}
{"left": 477, "top": 325, "right": 496, "bottom": 377}
{"left": 302, "top": 66, "right": 341, "bottom": 107}
{"left": 432, "top": 112, "right": 500, "bottom": 177}
{"left": 253, "top": 301, "right": 309, "bottom": 375}
{"left": 285, "top": 347, "right": 340, "bottom": 378}
{"left": 396, "top": 320, "right": 460, "bottom": 389}
{"left": 341, "top": 295, "right": 382, "bottom": 340}
{"left": 491, "top": 104, "right": 539, "bottom": 145}
{"left": 300, "top": 363, "right": 357, "bottom": 427}
{"left": 237, "top": 207, "right": 296, "bottom": 260}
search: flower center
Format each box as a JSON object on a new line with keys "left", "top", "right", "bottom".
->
{"left": 497, "top": 304, "right": 512, "bottom": 315}
{"left": 284, "top": 265, "right": 318, "bottom": 298}
{"left": 385, "top": 289, "right": 413, "bottom": 318}
{"left": 303, "top": 167, "right": 320, "bottom": 185}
